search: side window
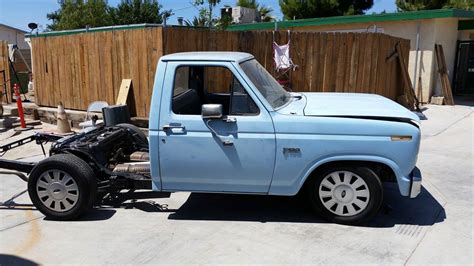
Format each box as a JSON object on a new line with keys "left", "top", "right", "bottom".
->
{"left": 230, "top": 77, "right": 259, "bottom": 115}
{"left": 172, "top": 65, "right": 259, "bottom": 116}
{"left": 173, "top": 67, "right": 189, "bottom": 97}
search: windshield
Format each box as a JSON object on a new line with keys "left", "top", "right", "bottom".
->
{"left": 240, "top": 59, "right": 290, "bottom": 109}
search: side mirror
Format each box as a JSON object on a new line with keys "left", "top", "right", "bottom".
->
{"left": 201, "top": 104, "right": 223, "bottom": 119}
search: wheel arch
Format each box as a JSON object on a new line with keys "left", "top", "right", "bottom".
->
{"left": 297, "top": 155, "right": 400, "bottom": 193}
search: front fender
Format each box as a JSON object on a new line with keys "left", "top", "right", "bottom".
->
{"left": 268, "top": 154, "right": 410, "bottom": 196}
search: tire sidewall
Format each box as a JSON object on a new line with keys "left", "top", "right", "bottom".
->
{"left": 116, "top": 123, "right": 148, "bottom": 147}
{"left": 308, "top": 165, "right": 383, "bottom": 225}
{"left": 28, "top": 154, "right": 96, "bottom": 220}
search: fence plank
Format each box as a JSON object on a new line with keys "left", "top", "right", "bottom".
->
{"left": 0, "top": 41, "right": 11, "bottom": 103}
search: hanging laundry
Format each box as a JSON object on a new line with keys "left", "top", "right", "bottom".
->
{"left": 273, "top": 42, "right": 292, "bottom": 71}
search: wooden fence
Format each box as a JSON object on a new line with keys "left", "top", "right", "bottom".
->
{"left": 30, "top": 27, "right": 410, "bottom": 117}
{"left": 0, "top": 41, "right": 11, "bottom": 103}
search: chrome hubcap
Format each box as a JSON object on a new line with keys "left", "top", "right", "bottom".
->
{"left": 319, "top": 171, "right": 370, "bottom": 216}
{"left": 36, "top": 170, "right": 79, "bottom": 212}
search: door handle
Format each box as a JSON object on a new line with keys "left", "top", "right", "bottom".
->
{"left": 222, "top": 139, "right": 234, "bottom": 146}
{"left": 163, "top": 124, "right": 185, "bottom": 131}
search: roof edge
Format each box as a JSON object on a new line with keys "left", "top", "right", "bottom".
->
{"left": 0, "top": 23, "right": 28, "bottom": 33}
{"left": 25, "top": 23, "right": 163, "bottom": 38}
{"left": 160, "top": 51, "right": 254, "bottom": 63}
{"left": 227, "top": 8, "right": 474, "bottom": 31}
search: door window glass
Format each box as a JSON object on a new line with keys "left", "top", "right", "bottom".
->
{"left": 172, "top": 65, "right": 259, "bottom": 116}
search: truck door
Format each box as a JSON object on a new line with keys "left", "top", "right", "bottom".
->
{"left": 158, "top": 61, "right": 275, "bottom": 193}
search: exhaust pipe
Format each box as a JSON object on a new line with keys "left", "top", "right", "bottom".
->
{"left": 128, "top": 151, "right": 149, "bottom": 162}
{"left": 113, "top": 162, "right": 150, "bottom": 174}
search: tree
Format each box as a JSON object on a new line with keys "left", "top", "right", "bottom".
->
{"left": 446, "top": 0, "right": 474, "bottom": 10}
{"left": 110, "top": 0, "right": 172, "bottom": 25}
{"left": 259, "top": 6, "right": 275, "bottom": 22}
{"left": 192, "top": 0, "right": 221, "bottom": 28}
{"left": 396, "top": 0, "right": 474, "bottom": 11}
{"left": 279, "top": 0, "right": 374, "bottom": 20}
{"left": 185, "top": 8, "right": 212, "bottom": 27}
{"left": 215, "top": 5, "right": 233, "bottom": 29}
{"left": 237, "top": 0, "right": 275, "bottom": 22}
{"left": 396, "top": 0, "right": 446, "bottom": 11}
{"left": 47, "top": 0, "right": 113, "bottom": 31}
{"left": 47, "top": 0, "right": 172, "bottom": 31}
{"left": 237, "top": 0, "right": 257, "bottom": 8}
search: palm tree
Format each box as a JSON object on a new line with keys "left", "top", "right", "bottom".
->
{"left": 236, "top": 0, "right": 275, "bottom": 22}
{"left": 184, "top": 16, "right": 208, "bottom": 27}
{"left": 185, "top": 8, "right": 213, "bottom": 27}
{"left": 258, "top": 6, "right": 274, "bottom": 22}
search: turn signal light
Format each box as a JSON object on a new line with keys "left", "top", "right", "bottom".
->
{"left": 391, "top": 135, "right": 412, "bottom": 141}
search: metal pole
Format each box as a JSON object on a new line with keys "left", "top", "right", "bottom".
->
{"left": 14, "top": 83, "right": 26, "bottom": 128}
{"left": 413, "top": 23, "right": 420, "bottom": 90}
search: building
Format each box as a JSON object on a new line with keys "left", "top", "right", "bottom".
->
{"left": 0, "top": 23, "right": 29, "bottom": 49}
{"left": 221, "top": 6, "right": 260, "bottom": 24}
{"left": 0, "top": 23, "right": 31, "bottom": 72}
{"left": 0, "top": 23, "right": 31, "bottom": 95}
{"left": 228, "top": 9, "right": 474, "bottom": 102}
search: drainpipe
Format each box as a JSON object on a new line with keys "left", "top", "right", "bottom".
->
{"left": 413, "top": 23, "right": 421, "bottom": 91}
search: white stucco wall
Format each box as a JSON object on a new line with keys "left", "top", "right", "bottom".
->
{"left": 431, "top": 18, "right": 460, "bottom": 97}
{"left": 0, "top": 25, "right": 29, "bottom": 49}
{"left": 379, "top": 19, "right": 438, "bottom": 102}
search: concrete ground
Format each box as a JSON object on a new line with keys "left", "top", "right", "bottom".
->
{"left": 0, "top": 102, "right": 472, "bottom": 265}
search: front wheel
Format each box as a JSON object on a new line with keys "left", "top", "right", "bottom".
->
{"left": 307, "top": 165, "right": 383, "bottom": 225}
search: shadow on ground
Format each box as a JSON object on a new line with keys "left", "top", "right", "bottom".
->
{"left": 166, "top": 183, "right": 445, "bottom": 228}
{"left": 0, "top": 184, "right": 445, "bottom": 227}
{"left": 453, "top": 96, "right": 474, "bottom": 107}
{"left": 0, "top": 254, "right": 39, "bottom": 266}
{"left": 43, "top": 208, "right": 117, "bottom": 222}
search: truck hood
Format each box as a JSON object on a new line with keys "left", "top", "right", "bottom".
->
{"left": 291, "top": 93, "right": 419, "bottom": 122}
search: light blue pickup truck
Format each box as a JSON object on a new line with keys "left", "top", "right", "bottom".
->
{"left": 17, "top": 52, "right": 421, "bottom": 224}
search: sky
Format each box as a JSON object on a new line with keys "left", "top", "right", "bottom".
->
{"left": 0, "top": 0, "right": 397, "bottom": 32}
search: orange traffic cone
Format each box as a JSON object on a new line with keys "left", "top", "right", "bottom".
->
{"left": 57, "top": 102, "right": 71, "bottom": 133}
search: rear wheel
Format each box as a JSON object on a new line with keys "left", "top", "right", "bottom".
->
{"left": 307, "top": 164, "right": 383, "bottom": 225}
{"left": 117, "top": 123, "right": 148, "bottom": 147}
{"left": 28, "top": 154, "right": 97, "bottom": 220}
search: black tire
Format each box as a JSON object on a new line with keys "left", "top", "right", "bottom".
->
{"left": 307, "top": 164, "right": 383, "bottom": 225}
{"left": 28, "top": 154, "right": 97, "bottom": 220}
{"left": 117, "top": 123, "right": 148, "bottom": 147}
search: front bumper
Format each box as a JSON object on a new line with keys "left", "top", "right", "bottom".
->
{"left": 409, "top": 167, "right": 422, "bottom": 198}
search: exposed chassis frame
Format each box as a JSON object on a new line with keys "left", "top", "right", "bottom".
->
{"left": 0, "top": 130, "right": 170, "bottom": 207}
{"left": 0, "top": 132, "right": 62, "bottom": 173}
